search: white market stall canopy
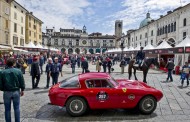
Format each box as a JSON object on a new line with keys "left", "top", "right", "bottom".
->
{"left": 0, "top": 45, "right": 11, "bottom": 49}
{"left": 128, "top": 46, "right": 134, "bottom": 51}
{"left": 156, "top": 40, "right": 172, "bottom": 49}
{"left": 124, "top": 47, "right": 128, "bottom": 51}
{"left": 144, "top": 44, "right": 155, "bottom": 50}
{"left": 176, "top": 36, "right": 190, "bottom": 47}
{"left": 134, "top": 45, "right": 141, "bottom": 50}
{"left": 115, "top": 48, "right": 122, "bottom": 52}
{"left": 24, "top": 42, "right": 36, "bottom": 48}
{"left": 13, "top": 48, "right": 28, "bottom": 52}
{"left": 36, "top": 43, "right": 43, "bottom": 49}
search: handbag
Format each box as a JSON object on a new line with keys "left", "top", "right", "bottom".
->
{"left": 23, "top": 63, "right": 27, "bottom": 69}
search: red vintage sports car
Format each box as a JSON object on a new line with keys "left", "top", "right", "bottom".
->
{"left": 49, "top": 73, "right": 163, "bottom": 116}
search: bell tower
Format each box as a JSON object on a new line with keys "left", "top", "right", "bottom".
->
{"left": 115, "top": 20, "right": 123, "bottom": 47}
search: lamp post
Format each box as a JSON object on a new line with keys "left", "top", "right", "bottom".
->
{"left": 120, "top": 34, "right": 125, "bottom": 60}
{"left": 47, "top": 34, "right": 51, "bottom": 58}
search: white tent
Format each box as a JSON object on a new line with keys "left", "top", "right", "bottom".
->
{"left": 134, "top": 45, "right": 141, "bottom": 50}
{"left": 36, "top": 43, "right": 43, "bottom": 49}
{"left": 176, "top": 36, "right": 190, "bottom": 47}
{"left": 115, "top": 48, "right": 122, "bottom": 52}
{"left": 156, "top": 40, "right": 172, "bottom": 49}
{"left": 144, "top": 44, "right": 155, "bottom": 50}
{"left": 175, "top": 36, "right": 190, "bottom": 66}
{"left": 0, "top": 45, "right": 11, "bottom": 49}
{"left": 25, "top": 42, "right": 36, "bottom": 48}
{"left": 124, "top": 47, "right": 128, "bottom": 51}
{"left": 13, "top": 48, "right": 28, "bottom": 52}
{"left": 128, "top": 46, "right": 134, "bottom": 51}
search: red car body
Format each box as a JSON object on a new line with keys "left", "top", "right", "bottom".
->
{"left": 49, "top": 73, "right": 163, "bottom": 116}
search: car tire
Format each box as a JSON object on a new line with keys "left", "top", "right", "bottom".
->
{"left": 66, "top": 97, "right": 87, "bottom": 116}
{"left": 139, "top": 96, "right": 157, "bottom": 115}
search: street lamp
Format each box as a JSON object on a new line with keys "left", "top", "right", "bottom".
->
{"left": 120, "top": 34, "right": 125, "bottom": 60}
{"left": 47, "top": 34, "right": 51, "bottom": 58}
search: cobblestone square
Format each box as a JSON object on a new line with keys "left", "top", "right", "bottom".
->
{"left": 1, "top": 64, "right": 190, "bottom": 122}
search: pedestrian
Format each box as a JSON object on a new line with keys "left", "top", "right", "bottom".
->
{"left": 27, "top": 55, "right": 33, "bottom": 74}
{"left": 165, "top": 59, "right": 175, "bottom": 82}
{"left": 107, "top": 58, "right": 112, "bottom": 73}
{"left": 81, "top": 58, "right": 89, "bottom": 73}
{"left": 77, "top": 56, "right": 81, "bottom": 68}
{"left": 50, "top": 57, "right": 62, "bottom": 85}
{"left": 45, "top": 58, "right": 53, "bottom": 88}
{"left": 96, "top": 59, "right": 102, "bottom": 72}
{"left": 70, "top": 57, "right": 77, "bottom": 74}
{"left": 31, "top": 56, "right": 40, "bottom": 89}
{"left": 39, "top": 54, "right": 44, "bottom": 74}
{"left": 120, "top": 58, "right": 126, "bottom": 74}
{"left": 0, "top": 58, "right": 25, "bottom": 122}
{"left": 181, "top": 62, "right": 190, "bottom": 87}
{"left": 102, "top": 59, "right": 107, "bottom": 73}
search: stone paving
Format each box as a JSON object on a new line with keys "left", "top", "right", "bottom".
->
{"left": 0, "top": 63, "right": 190, "bottom": 122}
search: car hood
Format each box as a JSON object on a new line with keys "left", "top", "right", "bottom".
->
{"left": 116, "top": 79, "right": 152, "bottom": 89}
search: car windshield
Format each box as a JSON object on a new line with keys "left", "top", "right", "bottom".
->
{"left": 60, "top": 75, "right": 80, "bottom": 88}
{"left": 109, "top": 76, "right": 119, "bottom": 87}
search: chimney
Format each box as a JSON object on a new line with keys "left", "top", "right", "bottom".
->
{"left": 30, "top": 12, "right": 33, "bottom": 15}
{"left": 160, "top": 15, "right": 163, "bottom": 18}
{"left": 167, "top": 11, "right": 172, "bottom": 14}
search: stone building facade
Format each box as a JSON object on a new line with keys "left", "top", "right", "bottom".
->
{"left": 10, "top": 1, "right": 28, "bottom": 47}
{"left": 125, "top": 3, "right": 190, "bottom": 49}
{"left": 42, "top": 26, "right": 115, "bottom": 54}
{"left": 0, "top": 0, "right": 13, "bottom": 46}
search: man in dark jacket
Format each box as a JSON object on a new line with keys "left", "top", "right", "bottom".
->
{"left": 136, "top": 47, "right": 145, "bottom": 69}
{"left": 50, "top": 57, "right": 62, "bottom": 85}
{"left": 31, "top": 57, "right": 40, "bottom": 89}
{"left": 45, "top": 58, "right": 53, "bottom": 88}
{"left": 39, "top": 54, "right": 44, "bottom": 74}
{"left": 0, "top": 58, "right": 25, "bottom": 122}
{"left": 81, "top": 58, "right": 89, "bottom": 73}
{"left": 71, "top": 57, "right": 77, "bottom": 74}
{"left": 165, "top": 59, "right": 175, "bottom": 82}
{"left": 102, "top": 59, "right": 107, "bottom": 73}
{"left": 107, "top": 58, "right": 112, "bottom": 73}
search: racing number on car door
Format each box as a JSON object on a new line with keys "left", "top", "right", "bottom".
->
{"left": 86, "top": 79, "right": 118, "bottom": 108}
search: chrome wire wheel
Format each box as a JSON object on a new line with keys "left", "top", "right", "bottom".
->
{"left": 141, "top": 98, "right": 155, "bottom": 112}
{"left": 66, "top": 97, "right": 87, "bottom": 116}
{"left": 69, "top": 99, "right": 84, "bottom": 114}
{"left": 139, "top": 96, "right": 157, "bottom": 114}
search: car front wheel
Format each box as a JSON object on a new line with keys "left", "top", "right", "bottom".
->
{"left": 139, "top": 96, "right": 157, "bottom": 114}
{"left": 66, "top": 97, "right": 87, "bottom": 116}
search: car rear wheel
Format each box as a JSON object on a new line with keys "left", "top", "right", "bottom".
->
{"left": 139, "top": 96, "right": 157, "bottom": 114}
{"left": 66, "top": 97, "right": 87, "bottom": 116}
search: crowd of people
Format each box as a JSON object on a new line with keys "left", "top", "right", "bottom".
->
{"left": 1, "top": 47, "right": 190, "bottom": 122}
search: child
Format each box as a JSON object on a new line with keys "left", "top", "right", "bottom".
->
{"left": 181, "top": 62, "right": 190, "bottom": 87}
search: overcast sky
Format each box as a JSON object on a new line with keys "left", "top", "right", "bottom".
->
{"left": 16, "top": 0, "right": 190, "bottom": 35}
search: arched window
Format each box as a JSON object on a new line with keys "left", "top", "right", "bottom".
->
{"left": 171, "top": 23, "right": 174, "bottom": 32}
{"left": 163, "top": 26, "right": 165, "bottom": 34}
{"left": 183, "top": 18, "right": 186, "bottom": 26}
{"left": 165, "top": 25, "right": 168, "bottom": 33}
{"left": 151, "top": 40, "right": 153, "bottom": 45}
{"left": 140, "top": 42, "right": 141, "bottom": 46}
{"left": 174, "top": 22, "right": 176, "bottom": 31}
{"left": 168, "top": 24, "right": 171, "bottom": 33}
